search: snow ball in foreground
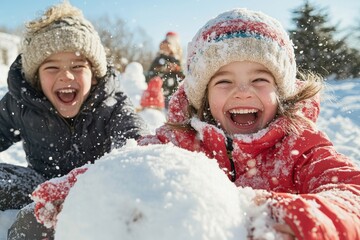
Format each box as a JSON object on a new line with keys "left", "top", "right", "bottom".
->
{"left": 55, "top": 140, "right": 249, "bottom": 240}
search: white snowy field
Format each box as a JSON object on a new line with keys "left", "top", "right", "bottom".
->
{"left": 317, "top": 79, "right": 360, "bottom": 163}
{"left": 0, "top": 76, "right": 359, "bottom": 239}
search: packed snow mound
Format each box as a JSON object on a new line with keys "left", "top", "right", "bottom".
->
{"left": 55, "top": 140, "right": 249, "bottom": 240}
{"left": 120, "top": 61, "right": 147, "bottom": 108}
{"left": 138, "top": 108, "right": 166, "bottom": 134}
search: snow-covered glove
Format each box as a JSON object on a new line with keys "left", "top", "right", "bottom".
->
{"left": 31, "top": 167, "right": 88, "bottom": 228}
{"left": 269, "top": 192, "right": 339, "bottom": 240}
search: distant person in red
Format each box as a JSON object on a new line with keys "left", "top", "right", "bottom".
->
{"left": 146, "top": 32, "right": 185, "bottom": 108}
{"left": 140, "top": 76, "right": 165, "bottom": 110}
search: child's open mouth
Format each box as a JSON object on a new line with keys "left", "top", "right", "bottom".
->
{"left": 56, "top": 88, "right": 77, "bottom": 104}
{"left": 229, "top": 108, "right": 258, "bottom": 126}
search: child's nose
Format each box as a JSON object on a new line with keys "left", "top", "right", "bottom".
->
{"left": 59, "top": 69, "right": 75, "bottom": 82}
{"left": 234, "top": 84, "right": 252, "bottom": 98}
{"left": 236, "top": 84, "right": 250, "bottom": 95}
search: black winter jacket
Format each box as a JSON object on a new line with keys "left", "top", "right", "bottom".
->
{"left": 146, "top": 54, "right": 185, "bottom": 98}
{"left": 0, "top": 55, "right": 148, "bottom": 179}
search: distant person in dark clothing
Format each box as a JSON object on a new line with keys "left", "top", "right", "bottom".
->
{"left": 146, "top": 32, "right": 185, "bottom": 108}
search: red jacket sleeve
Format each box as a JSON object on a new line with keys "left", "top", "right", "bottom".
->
{"left": 270, "top": 129, "right": 360, "bottom": 240}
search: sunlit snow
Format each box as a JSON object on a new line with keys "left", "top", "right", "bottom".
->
{"left": 0, "top": 57, "right": 359, "bottom": 239}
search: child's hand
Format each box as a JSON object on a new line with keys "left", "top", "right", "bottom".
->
{"left": 273, "top": 223, "right": 295, "bottom": 239}
{"left": 251, "top": 191, "right": 296, "bottom": 240}
{"left": 33, "top": 199, "right": 64, "bottom": 229}
{"left": 31, "top": 167, "right": 88, "bottom": 228}
{"left": 252, "top": 189, "right": 271, "bottom": 205}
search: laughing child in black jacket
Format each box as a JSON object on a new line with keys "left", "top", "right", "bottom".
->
{"left": 0, "top": 1, "right": 148, "bottom": 212}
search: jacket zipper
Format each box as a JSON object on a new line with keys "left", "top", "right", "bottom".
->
{"left": 59, "top": 114, "right": 78, "bottom": 135}
{"left": 226, "top": 137, "right": 236, "bottom": 182}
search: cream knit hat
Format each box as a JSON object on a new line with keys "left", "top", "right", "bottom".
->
{"left": 184, "top": 8, "right": 296, "bottom": 110}
{"left": 21, "top": 1, "right": 107, "bottom": 85}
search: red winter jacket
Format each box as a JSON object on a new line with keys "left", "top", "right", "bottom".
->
{"left": 138, "top": 85, "right": 360, "bottom": 240}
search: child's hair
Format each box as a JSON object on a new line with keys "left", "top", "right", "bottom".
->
{"left": 21, "top": 1, "right": 107, "bottom": 87}
{"left": 277, "top": 71, "right": 323, "bottom": 133}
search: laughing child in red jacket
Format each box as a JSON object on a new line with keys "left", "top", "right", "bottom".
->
{"left": 140, "top": 8, "right": 360, "bottom": 239}
{"left": 32, "top": 8, "right": 360, "bottom": 239}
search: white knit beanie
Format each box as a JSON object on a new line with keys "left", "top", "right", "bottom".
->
{"left": 21, "top": 1, "right": 107, "bottom": 86}
{"left": 184, "top": 8, "right": 296, "bottom": 110}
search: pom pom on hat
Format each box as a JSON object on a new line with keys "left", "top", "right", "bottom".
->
{"left": 21, "top": 1, "right": 107, "bottom": 85}
{"left": 140, "top": 76, "right": 165, "bottom": 109}
{"left": 165, "top": 31, "right": 180, "bottom": 44}
{"left": 184, "top": 8, "right": 297, "bottom": 110}
{"left": 166, "top": 31, "right": 178, "bottom": 37}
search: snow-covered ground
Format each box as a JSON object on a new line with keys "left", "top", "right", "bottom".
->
{"left": 0, "top": 72, "right": 360, "bottom": 239}
{"left": 317, "top": 79, "right": 360, "bottom": 163}
{"left": 0, "top": 32, "right": 20, "bottom": 86}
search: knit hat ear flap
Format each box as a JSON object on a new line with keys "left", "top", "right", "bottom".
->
{"left": 183, "top": 8, "right": 296, "bottom": 110}
{"left": 140, "top": 76, "right": 165, "bottom": 109}
{"left": 21, "top": 1, "right": 107, "bottom": 85}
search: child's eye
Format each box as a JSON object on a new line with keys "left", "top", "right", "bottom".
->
{"left": 43, "top": 66, "right": 59, "bottom": 71}
{"left": 253, "top": 78, "right": 269, "bottom": 83}
{"left": 252, "top": 78, "right": 272, "bottom": 85}
{"left": 214, "top": 79, "right": 232, "bottom": 85}
{"left": 72, "top": 61, "right": 91, "bottom": 70}
{"left": 73, "top": 65, "right": 85, "bottom": 69}
{"left": 72, "top": 64, "right": 90, "bottom": 72}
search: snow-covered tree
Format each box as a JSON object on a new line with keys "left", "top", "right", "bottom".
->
{"left": 93, "top": 16, "right": 155, "bottom": 72}
{"left": 289, "top": 1, "right": 360, "bottom": 79}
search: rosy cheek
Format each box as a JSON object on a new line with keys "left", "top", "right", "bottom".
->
{"left": 209, "top": 101, "right": 222, "bottom": 118}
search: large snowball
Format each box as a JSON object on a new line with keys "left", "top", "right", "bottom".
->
{"left": 55, "top": 141, "right": 252, "bottom": 239}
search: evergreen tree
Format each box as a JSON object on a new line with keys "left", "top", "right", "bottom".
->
{"left": 355, "top": 14, "right": 360, "bottom": 47}
{"left": 289, "top": 1, "right": 360, "bottom": 79}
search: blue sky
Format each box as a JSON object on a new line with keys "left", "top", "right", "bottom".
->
{"left": 1, "top": 0, "right": 359, "bottom": 48}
